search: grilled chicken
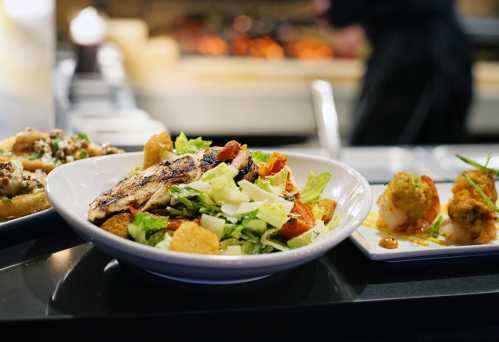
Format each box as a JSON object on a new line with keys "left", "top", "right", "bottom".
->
{"left": 89, "top": 148, "right": 222, "bottom": 222}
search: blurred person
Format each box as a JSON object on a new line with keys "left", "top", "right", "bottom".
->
{"left": 323, "top": 0, "right": 473, "bottom": 145}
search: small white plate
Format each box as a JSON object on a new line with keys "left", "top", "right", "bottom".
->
{"left": 0, "top": 208, "right": 54, "bottom": 232}
{"left": 47, "top": 151, "right": 371, "bottom": 284}
{"left": 351, "top": 182, "right": 499, "bottom": 261}
{"left": 433, "top": 145, "right": 499, "bottom": 173}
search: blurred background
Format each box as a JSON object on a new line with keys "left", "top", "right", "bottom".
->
{"left": 1, "top": 0, "right": 499, "bottom": 150}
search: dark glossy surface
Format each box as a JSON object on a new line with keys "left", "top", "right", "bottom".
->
{"left": 3, "top": 220, "right": 499, "bottom": 316}
{"left": 3, "top": 219, "right": 499, "bottom": 339}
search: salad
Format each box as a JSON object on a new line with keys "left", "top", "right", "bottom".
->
{"left": 89, "top": 132, "right": 338, "bottom": 256}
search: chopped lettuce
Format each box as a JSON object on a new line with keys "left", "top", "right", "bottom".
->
{"left": 238, "top": 180, "right": 294, "bottom": 212}
{"left": 256, "top": 166, "right": 289, "bottom": 195}
{"left": 287, "top": 220, "right": 329, "bottom": 248}
{"left": 243, "top": 218, "right": 267, "bottom": 235}
{"left": 300, "top": 171, "right": 332, "bottom": 203}
{"left": 201, "top": 162, "right": 238, "bottom": 181}
{"left": 132, "top": 212, "right": 168, "bottom": 230}
{"left": 251, "top": 150, "right": 269, "bottom": 165}
{"left": 168, "top": 186, "right": 219, "bottom": 216}
{"left": 201, "top": 163, "right": 249, "bottom": 204}
{"left": 261, "top": 228, "right": 289, "bottom": 251}
{"left": 257, "top": 202, "right": 289, "bottom": 228}
{"left": 128, "top": 212, "right": 168, "bottom": 245}
{"left": 174, "top": 132, "right": 212, "bottom": 155}
{"left": 201, "top": 214, "right": 225, "bottom": 238}
{"left": 221, "top": 245, "right": 243, "bottom": 255}
{"left": 155, "top": 233, "right": 172, "bottom": 250}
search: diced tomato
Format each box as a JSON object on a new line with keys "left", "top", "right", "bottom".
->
{"left": 128, "top": 205, "right": 139, "bottom": 217}
{"left": 279, "top": 200, "right": 315, "bottom": 239}
{"left": 259, "top": 152, "right": 288, "bottom": 177}
{"left": 167, "top": 218, "right": 200, "bottom": 231}
{"left": 217, "top": 140, "right": 241, "bottom": 161}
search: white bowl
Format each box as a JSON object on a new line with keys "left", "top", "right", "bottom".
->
{"left": 46, "top": 152, "right": 371, "bottom": 284}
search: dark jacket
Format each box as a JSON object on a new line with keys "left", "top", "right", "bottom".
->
{"left": 330, "top": 0, "right": 473, "bottom": 145}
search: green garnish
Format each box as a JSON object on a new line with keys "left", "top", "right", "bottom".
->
{"left": 456, "top": 154, "right": 499, "bottom": 177}
{"left": 485, "top": 153, "right": 492, "bottom": 167}
{"left": 0, "top": 149, "right": 5, "bottom": 156}
{"left": 431, "top": 216, "right": 443, "bottom": 238}
{"left": 410, "top": 175, "right": 422, "bottom": 190}
{"left": 75, "top": 132, "right": 90, "bottom": 142}
{"left": 27, "top": 152, "right": 44, "bottom": 160}
{"left": 79, "top": 150, "right": 89, "bottom": 159}
{"left": 463, "top": 173, "right": 499, "bottom": 214}
{"left": 50, "top": 139, "right": 61, "bottom": 152}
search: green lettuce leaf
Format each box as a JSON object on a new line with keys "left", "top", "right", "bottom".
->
{"left": 256, "top": 202, "right": 289, "bottom": 228}
{"left": 300, "top": 171, "right": 332, "bottom": 203}
{"left": 201, "top": 163, "right": 249, "bottom": 204}
{"left": 128, "top": 212, "right": 168, "bottom": 245}
{"left": 174, "top": 132, "right": 212, "bottom": 155}
{"left": 168, "top": 185, "right": 219, "bottom": 216}
{"left": 251, "top": 150, "right": 269, "bottom": 165}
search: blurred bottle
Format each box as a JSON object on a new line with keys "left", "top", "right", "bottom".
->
{"left": 0, "top": 0, "right": 54, "bottom": 138}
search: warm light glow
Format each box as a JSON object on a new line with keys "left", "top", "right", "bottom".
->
{"left": 70, "top": 7, "right": 106, "bottom": 45}
{"left": 233, "top": 15, "right": 252, "bottom": 33}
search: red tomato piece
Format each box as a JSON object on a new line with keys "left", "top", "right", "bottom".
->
{"left": 217, "top": 140, "right": 241, "bottom": 161}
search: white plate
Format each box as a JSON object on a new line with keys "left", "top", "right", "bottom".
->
{"left": 433, "top": 144, "right": 499, "bottom": 173}
{"left": 0, "top": 208, "right": 54, "bottom": 231}
{"left": 46, "top": 151, "right": 371, "bottom": 284}
{"left": 351, "top": 182, "right": 499, "bottom": 261}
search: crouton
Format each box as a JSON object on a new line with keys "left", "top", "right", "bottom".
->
{"left": 143, "top": 132, "right": 173, "bottom": 169}
{"left": 101, "top": 213, "right": 131, "bottom": 238}
{"left": 170, "top": 221, "right": 219, "bottom": 255}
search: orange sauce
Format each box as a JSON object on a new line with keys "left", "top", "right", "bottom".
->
{"left": 379, "top": 236, "right": 398, "bottom": 249}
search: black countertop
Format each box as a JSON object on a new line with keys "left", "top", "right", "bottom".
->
{"left": 2, "top": 215, "right": 499, "bottom": 340}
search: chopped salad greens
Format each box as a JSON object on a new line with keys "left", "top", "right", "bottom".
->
{"left": 97, "top": 133, "right": 339, "bottom": 256}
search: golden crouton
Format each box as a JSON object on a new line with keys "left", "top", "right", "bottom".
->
{"left": 318, "top": 199, "right": 336, "bottom": 223}
{"left": 143, "top": 132, "right": 173, "bottom": 169}
{"left": 101, "top": 213, "right": 131, "bottom": 238}
{"left": 170, "top": 221, "right": 219, "bottom": 255}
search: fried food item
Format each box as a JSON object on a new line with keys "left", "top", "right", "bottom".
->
{"left": 442, "top": 170, "right": 497, "bottom": 245}
{"left": 452, "top": 170, "right": 497, "bottom": 203}
{"left": 0, "top": 160, "right": 49, "bottom": 219}
{"left": 170, "top": 221, "right": 219, "bottom": 255}
{"left": 1, "top": 128, "right": 124, "bottom": 172}
{"left": 0, "top": 191, "right": 50, "bottom": 219}
{"left": 101, "top": 213, "right": 131, "bottom": 238}
{"left": 0, "top": 128, "right": 123, "bottom": 221}
{"left": 377, "top": 172, "right": 440, "bottom": 233}
{"left": 143, "top": 132, "right": 173, "bottom": 169}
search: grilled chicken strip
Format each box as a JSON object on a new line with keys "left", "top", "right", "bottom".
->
{"left": 88, "top": 148, "right": 222, "bottom": 222}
